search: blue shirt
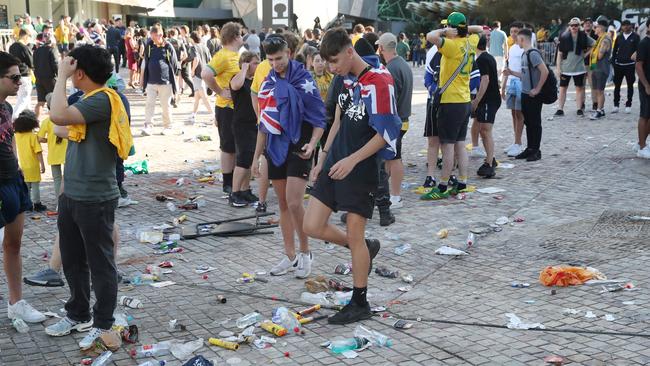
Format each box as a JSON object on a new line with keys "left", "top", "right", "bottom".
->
{"left": 489, "top": 29, "right": 507, "bottom": 57}
{"left": 147, "top": 44, "right": 171, "bottom": 85}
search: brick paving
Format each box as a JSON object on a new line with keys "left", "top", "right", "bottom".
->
{"left": 1, "top": 65, "right": 649, "bottom": 365}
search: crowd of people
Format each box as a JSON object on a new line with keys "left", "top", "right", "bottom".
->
{"left": 0, "top": 9, "right": 649, "bottom": 351}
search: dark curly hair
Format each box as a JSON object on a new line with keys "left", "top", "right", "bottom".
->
{"left": 13, "top": 110, "right": 39, "bottom": 133}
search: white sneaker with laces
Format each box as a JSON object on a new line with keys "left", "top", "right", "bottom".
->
{"left": 506, "top": 144, "right": 522, "bottom": 157}
{"left": 625, "top": 107, "right": 632, "bottom": 114}
{"left": 295, "top": 252, "right": 313, "bottom": 279}
{"left": 161, "top": 128, "right": 173, "bottom": 136}
{"left": 45, "top": 316, "right": 93, "bottom": 336}
{"left": 7, "top": 300, "right": 46, "bottom": 323}
{"left": 270, "top": 255, "right": 298, "bottom": 276}
{"left": 470, "top": 146, "right": 487, "bottom": 158}
{"left": 79, "top": 327, "right": 107, "bottom": 349}
{"left": 637, "top": 146, "right": 650, "bottom": 159}
{"left": 390, "top": 195, "right": 403, "bottom": 209}
{"left": 611, "top": 106, "right": 619, "bottom": 114}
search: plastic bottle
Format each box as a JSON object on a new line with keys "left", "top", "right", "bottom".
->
{"left": 393, "top": 243, "right": 412, "bottom": 255}
{"left": 119, "top": 296, "right": 144, "bottom": 309}
{"left": 300, "top": 292, "right": 331, "bottom": 306}
{"left": 130, "top": 273, "right": 158, "bottom": 285}
{"left": 235, "top": 312, "right": 263, "bottom": 328}
{"left": 354, "top": 325, "right": 393, "bottom": 347}
{"left": 130, "top": 342, "right": 172, "bottom": 358}
{"left": 91, "top": 351, "right": 113, "bottom": 366}
{"left": 138, "top": 360, "right": 167, "bottom": 366}
{"left": 170, "top": 338, "right": 204, "bottom": 360}
{"left": 166, "top": 202, "right": 177, "bottom": 212}
{"left": 12, "top": 317, "right": 29, "bottom": 333}
{"left": 272, "top": 307, "right": 302, "bottom": 334}
{"left": 466, "top": 232, "right": 477, "bottom": 249}
{"left": 329, "top": 337, "right": 369, "bottom": 354}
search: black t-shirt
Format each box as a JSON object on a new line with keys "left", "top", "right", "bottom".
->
{"left": 0, "top": 102, "right": 18, "bottom": 182}
{"left": 323, "top": 70, "right": 379, "bottom": 187}
{"left": 476, "top": 52, "right": 500, "bottom": 105}
{"left": 231, "top": 78, "right": 256, "bottom": 125}
{"left": 638, "top": 37, "right": 650, "bottom": 83}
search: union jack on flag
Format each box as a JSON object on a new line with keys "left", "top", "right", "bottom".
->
{"left": 257, "top": 80, "right": 282, "bottom": 135}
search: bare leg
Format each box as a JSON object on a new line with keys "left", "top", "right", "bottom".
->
{"left": 470, "top": 118, "right": 480, "bottom": 147}
{"left": 558, "top": 86, "right": 567, "bottom": 110}
{"left": 454, "top": 141, "right": 469, "bottom": 179}
{"left": 440, "top": 143, "right": 455, "bottom": 181}
{"left": 3, "top": 213, "right": 25, "bottom": 304}
{"left": 514, "top": 110, "right": 524, "bottom": 145}
{"left": 303, "top": 197, "right": 347, "bottom": 246}
{"left": 35, "top": 102, "right": 45, "bottom": 120}
{"left": 576, "top": 86, "right": 585, "bottom": 110}
{"left": 272, "top": 179, "right": 296, "bottom": 259}
{"left": 386, "top": 159, "right": 404, "bottom": 196}
{"left": 221, "top": 152, "right": 236, "bottom": 182}
{"left": 286, "top": 176, "right": 309, "bottom": 253}
{"left": 427, "top": 136, "right": 440, "bottom": 177}
{"left": 258, "top": 156, "right": 269, "bottom": 203}
{"left": 639, "top": 118, "right": 650, "bottom": 149}
{"left": 232, "top": 167, "right": 251, "bottom": 192}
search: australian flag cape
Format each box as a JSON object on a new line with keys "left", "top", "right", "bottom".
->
{"left": 342, "top": 54, "right": 401, "bottom": 160}
{"left": 257, "top": 60, "right": 326, "bottom": 166}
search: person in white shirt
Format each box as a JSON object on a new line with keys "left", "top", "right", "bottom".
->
{"left": 501, "top": 22, "right": 525, "bottom": 157}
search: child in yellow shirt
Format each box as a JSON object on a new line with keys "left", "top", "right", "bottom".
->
{"left": 37, "top": 94, "right": 67, "bottom": 198}
{"left": 14, "top": 111, "right": 47, "bottom": 212}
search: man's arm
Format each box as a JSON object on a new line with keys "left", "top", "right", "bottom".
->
{"left": 530, "top": 62, "right": 549, "bottom": 97}
{"left": 230, "top": 63, "right": 248, "bottom": 91}
{"left": 426, "top": 29, "right": 446, "bottom": 48}
{"left": 472, "top": 74, "right": 489, "bottom": 111}
{"left": 201, "top": 66, "right": 223, "bottom": 95}
{"left": 598, "top": 38, "right": 611, "bottom": 60}
{"left": 251, "top": 130, "right": 266, "bottom": 176}
{"left": 299, "top": 126, "right": 324, "bottom": 159}
{"left": 556, "top": 50, "right": 563, "bottom": 76}
{"left": 312, "top": 105, "right": 341, "bottom": 181}
{"left": 468, "top": 25, "right": 484, "bottom": 35}
{"left": 50, "top": 56, "right": 85, "bottom": 125}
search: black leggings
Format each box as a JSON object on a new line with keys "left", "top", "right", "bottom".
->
{"left": 180, "top": 64, "right": 194, "bottom": 94}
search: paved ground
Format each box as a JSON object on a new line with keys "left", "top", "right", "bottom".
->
{"left": 1, "top": 64, "right": 649, "bottom": 366}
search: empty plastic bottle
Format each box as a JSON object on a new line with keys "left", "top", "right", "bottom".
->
{"left": 166, "top": 202, "right": 177, "bottom": 212}
{"left": 130, "top": 342, "right": 172, "bottom": 358}
{"left": 300, "top": 292, "right": 331, "bottom": 306}
{"left": 12, "top": 317, "right": 29, "bottom": 333}
{"left": 91, "top": 351, "right": 113, "bottom": 366}
{"left": 393, "top": 243, "right": 412, "bottom": 255}
{"left": 466, "top": 232, "right": 477, "bottom": 249}
{"left": 330, "top": 337, "right": 369, "bottom": 354}
{"left": 354, "top": 325, "right": 393, "bottom": 347}
{"left": 138, "top": 361, "right": 167, "bottom": 366}
{"left": 272, "top": 307, "right": 302, "bottom": 334}
{"left": 236, "top": 312, "right": 263, "bottom": 328}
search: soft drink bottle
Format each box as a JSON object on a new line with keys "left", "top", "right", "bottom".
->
{"left": 354, "top": 325, "right": 393, "bottom": 347}
{"left": 130, "top": 342, "right": 172, "bottom": 358}
{"left": 330, "top": 337, "right": 368, "bottom": 353}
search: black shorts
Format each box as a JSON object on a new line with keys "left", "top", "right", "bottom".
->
{"left": 641, "top": 84, "right": 650, "bottom": 119}
{"left": 311, "top": 173, "right": 375, "bottom": 219}
{"left": 437, "top": 102, "right": 471, "bottom": 144}
{"left": 215, "top": 106, "right": 235, "bottom": 153}
{"left": 36, "top": 78, "right": 55, "bottom": 102}
{"left": 475, "top": 100, "right": 501, "bottom": 124}
{"left": 424, "top": 98, "right": 439, "bottom": 137}
{"left": 560, "top": 74, "right": 586, "bottom": 88}
{"left": 0, "top": 173, "right": 32, "bottom": 229}
{"left": 233, "top": 122, "right": 257, "bottom": 169}
{"left": 267, "top": 150, "right": 312, "bottom": 181}
{"left": 391, "top": 130, "right": 407, "bottom": 160}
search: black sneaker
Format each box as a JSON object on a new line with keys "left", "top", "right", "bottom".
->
{"left": 255, "top": 201, "right": 267, "bottom": 213}
{"left": 327, "top": 301, "right": 372, "bottom": 325}
{"left": 477, "top": 162, "right": 494, "bottom": 177}
{"left": 436, "top": 157, "right": 443, "bottom": 169}
{"left": 554, "top": 109, "right": 564, "bottom": 116}
{"left": 448, "top": 175, "right": 459, "bottom": 189}
{"left": 577, "top": 109, "right": 584, "bottom": 116}
{"left": 241, "top": 189, "right": 259, "bottom": 204}
{"left": 379, "top": 210, "right": 395, "bottom": 227}
{"left": 33, "top": 202, "right": 48, "bottom": 212}
{"left": 515, "top": 148, "right": 534, "bottom": 160}
{"left": 229, "top": 192, "right": 248, "bottom": 207}
{"left": 365, "top": 238, "right": 381, "bottom": 275}
{"left": 422, "top": 176, "right": 435, "bottom": 188}
{"left": 526, "top": 150, "right": 542, "bottom": 162}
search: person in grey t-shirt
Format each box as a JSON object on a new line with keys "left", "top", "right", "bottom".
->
{"left": 377, "top": 32, "right": 413, "bottom": 213}
{"left": 589, "top": 18, "right": 613, "bottom": 120}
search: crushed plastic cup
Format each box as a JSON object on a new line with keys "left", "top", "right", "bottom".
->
{"left": 12, "top": 317, "right": 29, "bottom": 333}
{"left": 166, "top": 202, "right": 177, "bottom": 212}
{"left": 393, "top": 243, "right": 411, "bottom": 255}
{"left": 138, "top": 231, "right": 164, "bottom": 244}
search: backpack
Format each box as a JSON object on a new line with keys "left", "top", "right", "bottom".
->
{"left": 526, "top": 49, "right": 558, "bottom": 104}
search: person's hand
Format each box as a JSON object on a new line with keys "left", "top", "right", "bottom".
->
{"left": 471, "top": 99, "right": 479, "bottom": 112}
{"left": 310, "top": 161, "right": 322, "bottom": 182}
{"left": 328, "top": 156, "right": 357, "bottom": 180}
{"left": 444, "top": 28, "right": 458, "bottom": 38}
{"left": 58, "top": 56, "right": 77, "bottom": 78}
{"left": 529, "top": 87, "right": 540, "bottom": 97}
{"left": 241, "top": 62, "right": 250, "bottom": 72}
{"left": 219, "top": 88, "right": 231, "bottom": 99}
{"left": 502, "top": 68, "right": 511, "bottom": 76}
{"left": 40, "top": 164, "right": 45, "bottom": 174}
{"left": 298, "top": 143, "right": 314, "bottom": 159}
{"left": 251, "top": 157, "right": 260, "bottom": 177}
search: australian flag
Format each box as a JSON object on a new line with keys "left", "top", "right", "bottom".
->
{"left": 257, "top": 60, "right": 326, "bottom": 166}
{"left": 347, "top": 55, "right": 401, "bottom": 160}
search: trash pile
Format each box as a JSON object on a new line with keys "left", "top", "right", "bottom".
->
{"left": 539, "top": 265, "right": 607, "bottom": 287}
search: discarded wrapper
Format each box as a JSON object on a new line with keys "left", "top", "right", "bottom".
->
{"left": 436, "top": 228, "right": 449, "bottom": 239}
{"left": 505, "top": 313, "right": 545, "bottom": 330}
{"left": 335, "top": 263, "right": 352, "bottom": 275}
{"left": 401, "top": 274, "right": 413, "bottom": 283}
{"left": 392, "top": 319, "right": 413, "bottom": 329}
{"left": 435, "top": 246, "right": 468, "bottom": 256}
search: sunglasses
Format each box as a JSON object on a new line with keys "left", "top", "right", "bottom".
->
{"left": 3, "top": 74, "right": 21, "bottom": 83}
{"left": 570, "top": 24, "right": 579, "bottom": 28}
{"left": 262, "top": 37, "right": 287, "bottom": 47}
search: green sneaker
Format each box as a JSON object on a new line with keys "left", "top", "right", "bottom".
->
{"left": 420, "top": 188, "right": 451, "bottom": 200}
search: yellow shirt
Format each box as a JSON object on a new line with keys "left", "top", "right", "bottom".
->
{"left": 207, "top": 48, "right": 240, "bottom": 108}
{"left": 54, "top": 24, "right": 70, "bottom": 44}
{"left": 420, "top": 37, "right": 427, "bottom": 49}
{"left": 351, "top": 33, "right": 362, "bottom": 46}
{"left": 15, "top": 131, "right": 42, "bottom": 183}
{"left": 251, "top": 59, "right": 272, "bottom": 94}
{"left": 312, "top": 71, "right": 333, "bottom": 101}
{"left": 438, "top": 34, "right": 479, "bottom": 104}
{"left": 37, "top": 118, "right": 67, "bottom": 165}
{"left": 12, "top": 26, "right": 20, "bottom": 40}
{"left": 507, "top": 36, "right": 515, "bottom": 48}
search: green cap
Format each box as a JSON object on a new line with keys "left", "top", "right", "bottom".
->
{"left": 447, "top": 12, "right": 466, "bottom": 27}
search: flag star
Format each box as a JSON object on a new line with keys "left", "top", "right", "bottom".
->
{"left": 383, "top": 130, "right": 397, "bottom": 152}
{"left": 301, "top": 79, "right": 317, "bottom": 95}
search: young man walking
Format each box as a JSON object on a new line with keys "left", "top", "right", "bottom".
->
{"left": 425, "top": 12, "right": 483, "bottom": 199}
{"left": 504, "top": 29, "right": 550, "bottom": 162}
{"left": 589, "top": 19, "right": 612, "bottom": 120}
{"left": 303, "top": 31, "right": 399, "bottom": 324}
{"left": 46, "top": 45, "right": 132, "bottom": 349}
{"left": 252, "top": 35, "right": 325, "bottom": 279}
{"left": 555, "top": 17, "right": 594, "bottom": 118}
{"left": 611, "top": 20, "right": 639, "bottom": 114}
{"left": 0, "top": 51, "right": 47, "bottom": 327}
{"left": 636, "top": 19, "right": 650, "bottom": 159}
{"left": 473, "top": 36, "right": 501, "bottom": 178}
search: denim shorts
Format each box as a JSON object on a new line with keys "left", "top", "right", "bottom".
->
{"left": 0, "top": 173, "right": 32, "bottom": 229}
{"left": 506, "top": 78, "right": 522, "bottom": 111}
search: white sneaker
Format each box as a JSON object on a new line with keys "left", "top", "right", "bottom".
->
{"left": 503, "top": 144, "right": 515, "bottom": 153}
{"left": 637, "top": 146, "right": 650, "bottom": 159}
{"left": 117, "top": 197, "right": 131, "bottom": 208}
{"left": 625, "top": 107, "right": 632, "bottom": 114}
{"left": 470, "top": 146, "right": 487, "bottom": 158}
{"left": 611, "top": 106, "right": 619, "bottom": 114}
{"left": 633, "top": 143, "right": 640, "bottom": 152}
{"left": 506, "top": 144, "right": 523, "bottom": 157}
{"left": 79, "top": 327, "right": 107, "bottom": 349}
{"left": 390, "top": 195, "right": 403, "bottom": 209}
{"left": 45, "top": 316, "right": 93, "bottom": 336}
{"left": 7, "top": 300, "right": 46, "bottom": 323}
{"left": 140, "top": 128, "right": 152, "bottom": 136}
{"left": 270, "top": 255, "right": 298, "bottom": 276}
{"left": 295, "top": 252, "right": 313, "bottom": 279}
{"left": 161, "top": 128, "right": 173, "bottom": 136}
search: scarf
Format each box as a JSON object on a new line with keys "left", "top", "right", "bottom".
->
{"left": 590, "top": 33, "right": 607, "bottom": 70}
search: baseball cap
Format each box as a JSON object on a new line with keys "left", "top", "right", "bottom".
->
{"left": 447, "top": 12, "right": 466, "bottom": 27}
{"left": 375, "top": 32, "right": 397, "bottom": 49}
{"left": 569, "top": 17, "right": 581, "bottom": 25}
{"left": 354, "top": 37, "right": 375, "bottom": 57}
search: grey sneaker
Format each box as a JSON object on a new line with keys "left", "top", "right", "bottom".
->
{"left": 295, "top": 252, "right": 313, "bottom": 279}
{"left": 79, "top": 327, "right": 107, "bottom": 349}
{"left": 23, "top": 268, "right": 64, "bottom": 287}
{"left": 45, "top": 316, "right": 92, "bottom": 337}
{"left": 270, "top": 255, "right": 298, "bottom": 276}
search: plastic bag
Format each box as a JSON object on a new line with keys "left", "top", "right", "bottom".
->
{"left": 124, "top": 160, "right": 149, "bottom": 175}
{"left": 539, "top": 266, "right": 606, "bottom": 287}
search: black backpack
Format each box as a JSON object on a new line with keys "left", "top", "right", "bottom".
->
{"left": 526, "top": 49, "right": 558, "bottom": 104}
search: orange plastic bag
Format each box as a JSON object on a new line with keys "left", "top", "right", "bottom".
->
{"left": 539, "top": 266, "right": 606, "bottom": 287}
